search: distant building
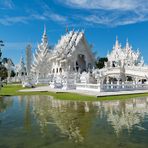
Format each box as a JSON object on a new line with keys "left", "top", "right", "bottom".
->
{"left": 15, "top": 56, "right": 26, "bottom": 81}
{"left": 26, "top": 44, "right": 32, "bottom": 75}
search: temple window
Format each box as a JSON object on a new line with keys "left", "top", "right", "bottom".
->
{"left": 53, "top": 69, "right": 55, "bottom": 73}
{"left": 56, "top": 68, "right": 58, "bottom": 73}
{"left": 88, "top": 63, "right": 92, "bottom": 69}
{"left": 59, "top": 68, "right": 62, "bottom": 72}
{"left": 112, "top": 61, "right": 115, "bottom": 67}
{"left": 76, "top": 61, "right": 79, "bottom": 72}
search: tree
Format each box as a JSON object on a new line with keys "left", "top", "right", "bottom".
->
{"left": 11, "top": 70, "right": 16, "bottom": 77}
{"left": 96, "top": 57, "right": 108, "bottom": 69}
{"left": 0, "top": 65, "right": 8, "bottom": 80}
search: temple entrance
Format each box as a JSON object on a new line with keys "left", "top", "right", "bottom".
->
{"left": 76, "top": 54, "right": 86, "bottom": 73}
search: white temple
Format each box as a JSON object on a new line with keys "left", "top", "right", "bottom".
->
{"left": 106, "top": 37, "right": 144, "bottom": 68}
{"left": 13, "top": 26, "right": 148, "bottom": 92}
{"left": 31, "top": 27, "right": 95, "bottom": 86}
{"left": 99, "top": 37, "right": 148, "bottom": 91}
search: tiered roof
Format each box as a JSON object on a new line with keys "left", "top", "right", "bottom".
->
{"left": 31, "top": 26, "right": 52, "bottom": 73}
{"left": 52, "top": 30, "right": 84, "bottom": 59}
{"left": 107, "top": 37, "right": 144, "bottom": 66}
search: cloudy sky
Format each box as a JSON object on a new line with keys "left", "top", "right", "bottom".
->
{"left": 0, "top": 0, "right": 148, "bottom": 64}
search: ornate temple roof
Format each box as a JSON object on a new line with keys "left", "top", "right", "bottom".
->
{"left": 107, "top": 37, "right": 144, "bottom": 66}
{"left": 53, "top": 30, "right": 84, "bottom": 57}
{"left": 31, "top": 26, "right": 52, "bottom": 74}
{"left": 51, "top": 29, "right": 95, "bottom": 63}
{"left": 31, "top": 27, "right": 95, "bottom": 74}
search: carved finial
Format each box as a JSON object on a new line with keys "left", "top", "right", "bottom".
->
{"left": 66, "top": 25, "right": 69, "bottom": 33}
{"left": 114, "top": 35, "right": 119, "bottom": 50}
{"left": 107, "top": 50, "right": 109, "bottom": 56}
{"left": 126, "top": 38, "right": 130, "bottom": 49}
{"left": 44, "top": 24, "right": 46, "bottom": 35}
{"left": 20, "top": 53, "right": 23, "bottom": 64}
{"left": 116, "top": 35, "right": 118, "bottom": 41}
{"left": 42, "top": 24, "right": 48, "bottom": 43}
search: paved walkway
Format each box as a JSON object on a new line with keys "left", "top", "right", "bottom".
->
{"left": 19, "top": 86, "right": 148, "bottom": 97}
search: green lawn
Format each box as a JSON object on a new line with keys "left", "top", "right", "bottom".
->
{"left": 1, "top": 84, "right": 148, "bottom": 101}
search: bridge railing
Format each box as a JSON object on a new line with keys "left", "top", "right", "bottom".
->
{"left": 102, "top": 83, "right": 148, "bottom": 91}
{"left": 76, "top": 82, "right": 148, "bottom": 92}
{"left": 76, "top": 83, "right": 101, "bottom": 91}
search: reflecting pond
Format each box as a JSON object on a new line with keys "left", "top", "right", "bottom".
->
{"left": 0, "top": 96, "right": 148, "bottom": 148}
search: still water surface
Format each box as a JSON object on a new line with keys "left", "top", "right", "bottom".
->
{"left": 0, "top": 96, "right": 148, "bottom": 148}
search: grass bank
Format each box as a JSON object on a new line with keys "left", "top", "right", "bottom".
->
{"left": 1, "top": 84, "right": 148, "bottom": 101}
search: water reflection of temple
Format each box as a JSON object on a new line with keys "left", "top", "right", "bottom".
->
{"left": 31, "top": 96, "right": 96, "bottom": 143}
{"left": 9, "top": 95, "right": 147, "bottom": 143}
{"left": 30, "top": 96, "right": 148, "bottom": 139}
{"left": 98, "top": 98, "right": 148, "bottom": 135}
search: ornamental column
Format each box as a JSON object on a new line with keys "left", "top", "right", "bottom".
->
{"left": 106, "top": 76, "right": 110, "bottom": 89}
{"left": 117, "top": 78, "right": 120, "bottom": 90}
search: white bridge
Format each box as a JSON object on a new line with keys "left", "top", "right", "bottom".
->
{"left": 100, "top": 66, "right": 148, "bottom": 79}
{"left": 76, "top": 66, "right": 148, "bottom": 92}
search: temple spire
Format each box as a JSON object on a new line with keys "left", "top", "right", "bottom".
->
{"left": 66, "top": 25, "right": 69, "bottom": 33}
{"left": 126, "top": 38, "right": 129, "bottom": 48}
{"left": 43, "top": 24, "right": 46, "bottom": 35}
{"left": 115, "top": 36, "right": 118, "bottom": 46}
{"left": 125, "top": 38, "right": 132, "bottom": 53}
{"left": 20, "top": 55, "right": 24, "bottom": 65}
{"left": 114, "top": 36, "right": 120, "bottom": 50}
{"left": 42, "top": 25, "right": 48, "bottom": 44}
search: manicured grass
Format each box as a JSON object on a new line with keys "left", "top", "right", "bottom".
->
{"left": 0, "top": 84, "right": 97, "bottom": 100}
{"left": 1, "top": 84, "right": 148, "bottom": 101}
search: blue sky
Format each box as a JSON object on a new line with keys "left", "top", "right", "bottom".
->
{"left": 0, "top": 0, "right": 148, "bottom": 64}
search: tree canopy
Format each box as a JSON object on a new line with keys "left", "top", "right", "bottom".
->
{"left": 0, "top": 65, "right": 8, "bottom": 80}
{"left": 96, "top": 57, "right": 108, "bottom": 69}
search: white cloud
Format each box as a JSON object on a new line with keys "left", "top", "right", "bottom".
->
{"left": 0, "top": 1, "right": 67, "bottom": 26}
{"left": 44, "top": 12, "right": 67, "bottom": 22}
{"left": 0, "top": 16, "right": 29, "bottom": 25}
{"left": 0, "top": 13, "right": 67, "bottom": 26}
{"left": 61, "top": 0, "right": 147, "bottom": 11}
{"left": 40, "top": 1, "right": 67, "bottom": 23}
{"left": 0, "top": 0, "right": 14, "bottom": 9}
{"left": 83, "top": 11, "right": 148, "bottom": 27}
{"left": 58, "top": 0, "right": 148, "bottom": 27}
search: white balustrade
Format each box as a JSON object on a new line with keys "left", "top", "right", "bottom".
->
{"left": 76, "top": 82, "right": 148, "bottom": 92}
{"left": 76, "top": 83, "right": 101, "bottom": 92}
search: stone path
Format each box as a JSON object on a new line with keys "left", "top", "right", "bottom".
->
{"left": 19, "top": 86, "right": 148, "bottom": 97}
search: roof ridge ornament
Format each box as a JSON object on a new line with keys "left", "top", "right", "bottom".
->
{"left": 66, "top": 25, "right": 69, "bottom": 33}
{"left": 114, "top": 35, "right": 120, "bottom": 50}
{"left": 42, "top": 25, "right": 48, "bottom": 44}
{"left": 126, "top": 38, "right": 130, "bottom": 49}
{"left": 44, "top": 24, "right": 46, "bottom": 35}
